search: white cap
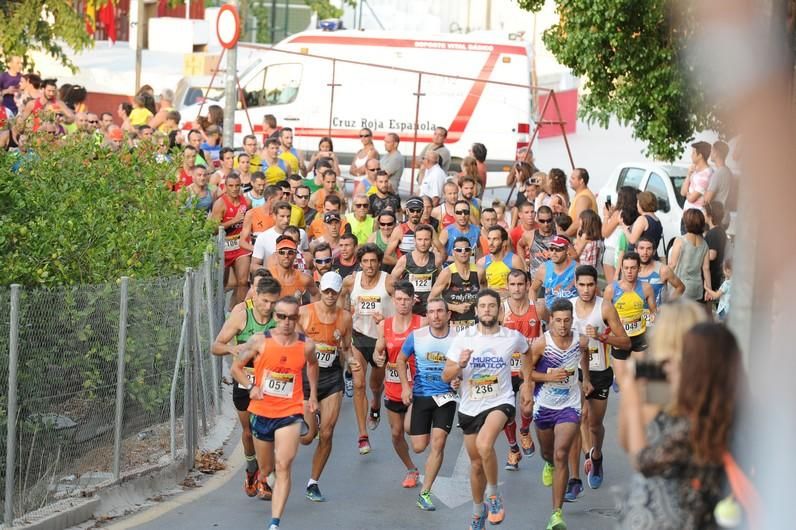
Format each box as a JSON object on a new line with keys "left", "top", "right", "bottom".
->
{"left": 319, "top": 271, "right": 343, "bottom": 293}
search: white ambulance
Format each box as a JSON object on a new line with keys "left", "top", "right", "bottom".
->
{"left": 181, "top": 30, "right": 535, "bottom": 195}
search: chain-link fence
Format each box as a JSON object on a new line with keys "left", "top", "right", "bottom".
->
{"left": 1, "top": 234, "right": 227, "bottom": 526}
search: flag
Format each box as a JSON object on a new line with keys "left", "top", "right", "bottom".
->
{"left": 98, "top": 1, "right": 117, "bottom": 43}
{"left": 85, "top": 0, "right": 96, "bottom": 35}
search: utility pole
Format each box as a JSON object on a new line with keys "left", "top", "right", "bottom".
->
{"left": 134, "top": 0, "right": 145, "bottom": 92}
{"left": 222, "top": 0, "right": 239, "bottom": 148}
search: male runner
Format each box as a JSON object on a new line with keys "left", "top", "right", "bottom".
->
{"left": 339, "top": 244, "right": 395, "bottom": 453}
{"left": 374, "top": 282, "right": 425, "bottom": 488}
{"left": 526, "top": 298, "right": 590, "bottom": 530}
{"left": 603, "top": 251, "right": 657, "bottom": 372}
{"left": 443, "top": 289, "right": 531, "bottom": 529}
{"left": 565, "top": 266, "right": 630, "bottom": 501}
{"left": 297, "top": 272, "right": 356, "bottom": 502}
{"left": 230, "top": 297, "right": 318, "bottom": 530}
{"left": 211, "top": 277, "right": 281, "bottom": 500}
{"left": 331, "top": 233, "right": 359, "bottom": 279}
{"left": 500, "top": 269, "right": 541, "bottom": 471}
{"left": 440, "top": 199, "right": 481, "bottom": 262}
{"left": 432, "top": 180, "right": 460, "bottom": 228}
{"left": 268, "top": 235, "right": 319, "bottom": 301}
{"left": 390, "top": 224, "right": 444, "bottom": 316}
{"left": 636, "top": 236, "right": 685, "bottom": 326}
{"left": 429, "top": 236, "right": 486, "bottom": 333}
{"left": 531, "top": 235, "right": 578, "bottom": 319}
{"left": 477, "top": 225, "right": 525, "bottom": 297}
{"left": 386, "top": 196, "right": 444, "bottom": 259}
{"left": 210, "top": 173, "right": 251, "bottom": 309}
{"left": 397, "top": 297, "right": 458, "bottom": 511}
{"left": 518, "top": 205, "right": 556, "bottom": 279}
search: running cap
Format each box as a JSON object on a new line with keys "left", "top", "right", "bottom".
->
{"left": 276, "top": 235, "right": 298, "bottom": 250}
{"left": 109, "top": 128, "right": 124, "bottom": 141}
{"left": 324, "top": 212, "right": 341, "bottom": 223}
{"left": 405, "top": 197, "right": 424, "bottom": 210}
{"left": 319, "top": 271, "right": 343, "bottom": 293}
{"left": 549, "top": 235, "right": 571, "bottom": 248}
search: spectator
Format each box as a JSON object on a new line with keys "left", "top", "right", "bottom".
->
{"left": 554, "top": 212, "right": 572, "bottom": 234}
{"left": 148, "top": 88, "right": 176, "bottom": 132}
{"left": 565, "top": 167, "right": 599, "bottom": 237}
{"left": 117, "top": 101, "right": 133, "bottom": 131}
{"left": 511, "top": 169, "right": 542, "bottom": 226}
{"left": 197, "top": 104, "right": 223, "bottom": 142}
{"left": 460, "top": 155, "right": 480, "bottom": 187}
{"left": 705, "top": 257, "right": 732, "bottom": 321}
{"left": 261, "top": 113, "right": 279, "bottom": 142}
{"left": 535, "top": 168, "right": 569, "bottom": 214}
{"left": 187, "top": 128, "right": 209, "bottom": 167}
{"left": 573, "top": 209, "right": 604, "bottom": 269}
{"left": 237, "top": 134, "right": 261, "bottom": 170}
{"left": 491, "top": 199, "right": 510, "bottom": 229}
{"left": 59, "top": 83, "right": 87, "bottom": 113}
{"left": 161, "top": 110, "right": 181, "bottom": 135}
{"left": 99, "top": 111, "right": 114, "bottom": 135}
{"left": 506, "top": 152, "right": 539, "bottom": 189}
{"left": 307, "top": 136, "right": 341, "bottom": 177}
{"left": 418, "top": 149, "right": 447, "bottom": 206}
{"left": 625, "top": 191, "right": 664, "bottom": 252}
{"left": 470, "top": 142, "right": 488, "bottom": 192}
{"left": 16, "top": 73, "right": 41, "bottom": 112}
{"left": 380, "top": 132, "right": 404, "bottom": 192}
{"left": 704, "top": 140, "right": 733, "bottom": 210}
{"left": 703, "top": 201, "right": 727, "bottom": 293}
{"left": 618, "top": 316, "right": 743, "bottom": 530}
{"left": 668, "top": 208, "right": 711, "bottom": 302}
{"left": 17, "top": 78, "right": 74, "bottom": 133}
{"left": 349, "top": 127, "right": 378, "bottom": 178}
{"left": 200, "top": 125, "right": 222, "bottom": 164}
{"left": 1, "top": 55, "right": 23, "bottom": 114}
{"left": 135, "top": 84, "right": 157, "bottom": 114}
{"left": 680, "top": 141, "right": 713, "bottom": 219}
{"left": 603, "top": 186, "right": 639, "bottom": 282}
{"left": 417, "top": 126, "right": 450, "bottom": 172}
{"left": 129, "top": 94, "right": 153, "bottom": 128}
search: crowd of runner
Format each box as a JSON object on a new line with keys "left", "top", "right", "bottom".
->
{"left": 0, "top": 68, "right": 739, "bottom": 529}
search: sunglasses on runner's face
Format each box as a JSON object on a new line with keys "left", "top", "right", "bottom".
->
{"left": 408, "top": 208, "right": 422, "bottom": 214}
{"left": 295, "top": 193, "right": 309, "bottom": 200}
{"left": 274, "top": 312, "right": 299, "bottom": 321}
{"left": 278, "top": 249, "right": 297, "bottom": 256}
{"left": 314, "top": 257, "right": 332, "bottom": 264}
{"left": 454, "top": 247, "right": 472, "bottom": 253}
{"left": 454, "top": 210, "right": 469, "bottom": 215}
{"left": 550, "top": 246, "right": 567, "bottom": 252}
{"left": 379, "top": 222, "right": 394, "bottom": 227}
{"left": 537, "top": 218, "right": 553, "bottom": 224}
{"left": 355, "top": 203, "right": 369, "bottom": 208}
{"left": 360, "top": 133, "right": 371, "bottom": 138}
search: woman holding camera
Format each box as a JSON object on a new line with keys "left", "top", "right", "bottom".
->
{"left": 618, "top": 302, "right": 744, "bottom": 529}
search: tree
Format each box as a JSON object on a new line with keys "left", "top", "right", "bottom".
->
{"left": 518, "top": 0, "right": 720, "bottom": 161}
{"left": 0, "top": 0, "right": 95, "bottom": 73}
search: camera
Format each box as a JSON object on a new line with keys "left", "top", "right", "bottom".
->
{"left": 634, "top": 360, "right": 667, "bottom": 381}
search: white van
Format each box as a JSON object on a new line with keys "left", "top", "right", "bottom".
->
{"left": 181, "top": 30, "right": 536, "bottom": 196}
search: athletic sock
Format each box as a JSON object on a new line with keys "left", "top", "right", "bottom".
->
{"left": 269, "top": 518, "right": 280, "bottom": 528}
{"left": 520, "top": 413, "right": 532, "bottom": 432}
{"left": 485, "top": 483, "right": 498, "bottom": 497}
{"left": 307, "top": 478, "right": 318, "bottom": 488}
{"left": 473, "top": 502, "right": 484, "bottom": 516}
{"left": 245, "top": 454, "right": 257, "bottom": 474}
{"left": 503, "top": 419, "right": 518, "bottom": 446}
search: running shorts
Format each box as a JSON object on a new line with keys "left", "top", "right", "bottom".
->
{"left": 302, "top": 369, "right": 344, "bottom": 402}
{"left": 533, "top": 406, "right": 580, "bottom": 431}
{"left": 578, "top": 367, "right": 613, "bottom": 401}
{"left": 458, "top": 404, "right": 515, "bottom": 436}
{"left": 224, "top": 248, "right": 252, "bottom": 268}
{"left": 611, "top": 332, "right": 648, "bottom": 360}
{"left": 511, "top": 374, "right": 523, "bottom": 394}
{"left": 249, "top": 413, "right": 304, "bottom": 442}
{"left": 352, "top": 330, "right": 378, "bottom": 367}
{"left": 384, "top": 398, "right": 409, "bottom": 414}
{"left": 233, "top": 384, "right": 251, "bottom": 412}
{"left": 409, "top": 395, "right": 457, "bottom": 435}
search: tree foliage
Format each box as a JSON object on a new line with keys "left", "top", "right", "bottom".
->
{"left": 518, "top": 0, "right": 719, "bottom": 161}
{"left": 0, "top": 135, "right": 215, "bottom": 286}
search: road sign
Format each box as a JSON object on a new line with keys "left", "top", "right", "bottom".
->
{"left": 216, "top": 4, "right": 240, "bottom": 50}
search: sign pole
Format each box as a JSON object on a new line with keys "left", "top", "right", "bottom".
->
{"left": 218, "top": 3, "right": 241, "bottom": 148}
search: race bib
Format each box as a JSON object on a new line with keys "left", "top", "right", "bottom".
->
{"left": 623, "top": 318, "right": 642, "bottom": 335}
{"left": 588, "top": 346, "right": 603, "bottom": 371}
{"left": 452, "top": 320, "right": 475, "bottom": 333}
{"left": 469, "top": 375, "right": 498, "bottom": 400}
{"left": 242, "top": 367, "right": 255, "bottom": 387}
{"left": 385, "top": 362, "right": 401, "bottom": 384}
{"left": 642, "top": 309, "right": 655, "bottom": 327}
{"left": 263, "top": 371, "right": 295, "bottom": 398}
{"left": 432, "top": 391, "right": 457, "bottom": 407}
{"left": 510, "top": 352, "right": 522, "bottom": 374}
{"left": 548, "top": 367, "right": 576, "bottom": 389}
{"left": 408, "top": 272, "right": 433, "bottom": 293}
{"left": 224, "top": 235, "right": 241, "bottom": 252}
{"left": 316, "top": 343, "right": 337, "bottom": 368}
{"left": 357, "top": 295, "right": 381, "bottom": 316}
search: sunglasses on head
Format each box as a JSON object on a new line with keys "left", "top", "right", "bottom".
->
{"left": 274, "top": 312, "right": 299, "bottom": 321}
{"left": 278, "top": 249, "right": 297, "bottom": 256}
{"left": 314, "top": 257, "right": 332, "bottom": 265}
{"left": 453, "top": 247, "right": 472, "bottom": 253}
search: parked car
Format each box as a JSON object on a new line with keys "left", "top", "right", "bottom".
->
{"left": 596, "top": 162, "right": 687, "bottom": 258}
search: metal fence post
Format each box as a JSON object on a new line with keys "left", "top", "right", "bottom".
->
{"left": 170, "top": 275, "right": 190, "bottom": 460}
{"left": 112, "top": 277, "right": 130, "bottom": 481}
{"left": 183, "top": 268, "right": 196, "bottom": 465}
{"left": 216, "top": 230, "right": 225, "bottom": 325}
{"left": 4, "top": 285, "right": 21, "bottom": 526}
{"left": 193, "top": 273, "right": 209, "bottom": 436}
{"left": 203, "top": 253, "right": 220, "bottom": 413}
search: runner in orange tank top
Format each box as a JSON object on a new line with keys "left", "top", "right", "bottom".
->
{"left": 268, "top": 235, "right": 319, "bottom": 300}
{"left": 374, "top": 281, "right": 426, "bottom": 489}
{"left": 231, "top": 296, "right": 318, "bottom": 530}
{"left": 211, "top": 173, "right": 251, "bottom": 310}
{"left": 499, "top": 269, "right": 541, "bottom": 470}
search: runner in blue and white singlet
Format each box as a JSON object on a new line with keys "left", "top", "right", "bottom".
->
{"left": 533, "top": 329, "right": 583, "bottom": 419}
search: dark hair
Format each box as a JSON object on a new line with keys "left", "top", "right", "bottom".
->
{"left": 507, "top": 268, "right": 528, "bottom": 283}
{"left": 253, "top": 268, "right": 273, "bottom": 280}
{"left": 453, "top": 236, "right": 472, "bottom": 247}
{"left": 691, "top": 141, "right": 712, "bottom": 162}
{"left": 263, "top": 184, "right": 281, "bottom": 200}
{"left": 219, "top": 147, "right": 234, "bottom": 159}
{"left": 414, "top": 223, "right": 434, "bottom": 238}
{"left": 100, "top": 111, "right": 113, "bottom": 120}
{"left": 476, "top": 288, "right": 501, "bottom": 306}
{"left": 575, "top": 265, "right": 598, "bottom": 281}
{"left": 297, "top": 184, "right": 311, "bottom": 194}
{"left": 120, "top": 102, "right": 133, "bottom": 117}
{"left": 471, "top": 142, "right": 487, "bottom": 163}
{"left": 548, "top": 168, "right": 567, "bottom": 196}
{"left": 360, "top": 127, "right": 373, "bottom": 137}
{"left": 238, "top": 153, "right": 251, "bottom": 163}
{"left": 637, "top": 236, "right": 656, "bottom": 248}
{"left": 426, "top": 297, "right": 449, "bottom": 311}
{"left": 393, "top": 280, "right": 415, "bottom": 299}
{"left": 378, "top": 209, "right": 396, "bottom": 221}
{"left": 622, "top": 251, "right": 641, "bottom": 267}
{"left": 225, "top": 172, "right": 241, "bottom": 183}
{"left": 618, "top": 186, "right": 640, "bottom": 226}
{"left": 537, "top": 205, "right": 552, "bottom": 217}
{"left": 575, "top": 167, "right": 590, "bottom": 186}
{"left": 549, "top": 297, "right": 573, "bottom": 316}
{"left": 487, "top": 225, "right": 508, "bottom": 242}
{"left": 678, "top": 323, "right": 743, "bottom": 464}
{"left": 42, "top": 78, "right": 58, "bottom": 89}
{"left": 272, "top": 200, "right": 292, "bottom": 214}
{"left": 243, "top": 134, "right": 257, "bottom": 145}
{"left": 265, "top": 137, "right": 280, "bottom": 148}
{"left": 280, "top": 126, "right": 293, "bottom": 137}
{"left": 578, "top": 210, "right": 602, "bottom": 241}
{"left": 23, "top": 73, "right": 42, "bottom": 89}
{"left": 288, "top": 173, "right": 303, "bottom": 182}
{"left": 256, "top": 277, "right": 282, "bottom": 296}
{"left": 166, "top": 110, "right": 181, "bottom": 123}
{"left": 481, "top": 207, "right": 497, "bottom": 217}
{"left": 276, "top": 180, "right": 290, "bottom": 190}
{"left": 705, "top": 200, "right": 725, "bottom": 226}
{"left": 263, "top": 114, "right": 277, "bottom": 128}
{"left": 339, "top": 232, "right": 358, "bottom": 245}
{"left": 283, "top": 226, "right": 300, "bottom": 240}
{"left": 454, "top": 199, "right": 471, "bottom": 211}
{"left": 683, "top": 208, "right": 706, "bottom": 234}
{"left": 712, "top": 140, "right": 729, "bottom": 160}
{"left": 324, "top": 194, "right": 342, "bottom": 208}
{"left": 318, "top": 136, "right": 334, "bottom": 150}
{"left": 275, "top": 296, "right": 300, "bottom": 310}
{"left": 313, "top": 242, "right": 332, "bottom": 256}
{"left": 554, "top": 213, "right": 572, "bottom": 232}
{"left": 356, "top": 243, "right": 383, "bottom": 262}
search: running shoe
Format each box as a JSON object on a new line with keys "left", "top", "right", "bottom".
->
{"left": 487, "top": 494, "right": 505, "bottom": 524}
{"left": 305, "top": 483, "right": 325, "bottom": 502}
{"left": 563, "top": 478, "right": 584, "bottom": 502}
{"left": 542, "top": 461, "right": 554, "bottom": 487}
{"left": 367, "top": 407, "right": 381, "bottom": 430}
{"left": 244, "top": 470, "right": 258, "bottom": 497}
{"left": 504, "top": 448, "right": 522, "bottom": 471}
{"left": 586, "top": 448, "right": 604, "bottom": 489}
{"left": 358, "top": 435, "right": 371, "bottom": 455}
{"left": 519, "top": 429, "right": 535, "bottom": 457}
{"left": 417, "top": 490, "right": 436, "bottom": 511}
{"left": 344, "top": 370, "right": 354, "bottom": 398}
{"left": 546, "top": 509, "right": 567, "bottom": 530}
{"left": 268, "top": 525, "right": 279, "bottom": 530}
{"left": 470, "top": 503, "right": 488, "bottom": 530}
{"left": 256, "top": 480, "right": 272, "bottom": 501}
{"left": 402, "top": 469, "right": 420, "bottom": 488}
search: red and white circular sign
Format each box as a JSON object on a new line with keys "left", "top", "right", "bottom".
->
{"left": 216, "top": 5, "right": 240, "bottom": 49}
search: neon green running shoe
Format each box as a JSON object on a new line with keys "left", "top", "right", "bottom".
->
{"left": 542, "top": 460, "right": 555, "bottom": 487}
{"left": 546, "top": 509, "right": 567, "bottom": 530}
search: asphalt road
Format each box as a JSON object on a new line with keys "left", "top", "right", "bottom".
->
{"left": 112, "top": 391, "right": 630, "bottom": 530}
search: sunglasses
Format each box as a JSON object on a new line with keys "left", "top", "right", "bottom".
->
{"left": 88, "top": 120, "right": 99, "bottom": 124}
{"left": 294, "top": 193, "right": 309, "bottom": 200}
{"left": 549, "top": 246, "right": 567, "bottom": 252}
{"left": 453, "top": 247, "right": 473, "bottom": 253}
{"left": 274, "top": 312, "right": 299, "bottom": 321}
{"left": 355, "top": 203, "right": 369, "bottom": 208}
{"left": 277, "top": 249, "right": 297, "bottom": 256}
{"left": 454, "top": 210, "right": 469, "bottom": 215}
{"left": 359, "top": 134, "right": 371, "bottom": 138}
{"left": 379, "top": 222, "right": 394, "bottom": 227}
{"left": 537, "top": 218, "right": 553, "bottom": 224}
{"left": 407, "top": 208, "right": 422, "bottom": 214}
{"left": 314, "top": 257, "right": 332, "bottom": 265}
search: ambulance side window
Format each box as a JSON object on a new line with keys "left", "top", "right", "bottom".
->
{"left": 243, "top": 64, "right": 302, "bottom": 107}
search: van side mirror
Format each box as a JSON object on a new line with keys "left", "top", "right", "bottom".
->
{"left": 657, "top": 197, "right": 670, "bottom": 213}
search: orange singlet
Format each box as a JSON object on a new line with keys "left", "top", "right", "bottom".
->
{"left": 248, "top": 332, "right": 306, "bottom": 419}
{"left": 304, "top": 303, "right": 346, "bottom": 371}
{"left": 502, "top": 299, "right": 541, "bottom": 379}
{"left": 383, "top": 314, "right": 423, "bottom": 402}
{"left": 269, "top": 264, "right": 310, "bottom": 299}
